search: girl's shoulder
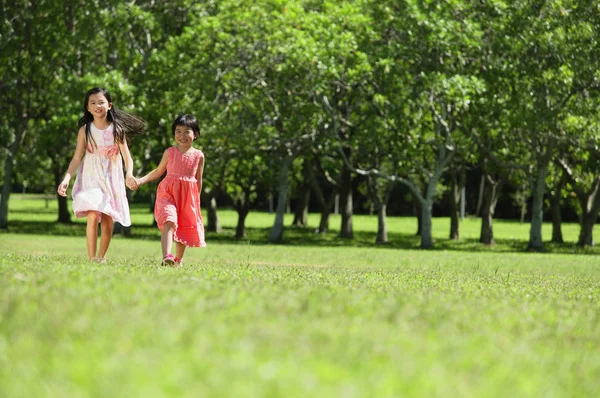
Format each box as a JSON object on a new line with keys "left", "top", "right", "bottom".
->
{"left": 192, "top": 148, "right": 204, "bottom": 161}
{"left": 183, "top": 147, "right": 203, "bottom": 158}
{"left": 164, "top": 146, "right": 177, "bottom": 158}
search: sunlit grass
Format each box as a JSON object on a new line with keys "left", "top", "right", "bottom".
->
{"left": 1, "top": 195, "right": 600, "bottom": 396}
{"left": 1, "top": 235, "right": 599, "bottom": 397}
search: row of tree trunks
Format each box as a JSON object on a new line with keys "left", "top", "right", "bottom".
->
{"left": 61, "top": 150, "right": 594, "bottom": 250}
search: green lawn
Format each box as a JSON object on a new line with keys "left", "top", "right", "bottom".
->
{"left": 1, "top": 196, "right": 599, "bottom": 397}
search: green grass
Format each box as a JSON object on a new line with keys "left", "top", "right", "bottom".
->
{"left": 1, "top": 196, "right": 600, "bottom": 397}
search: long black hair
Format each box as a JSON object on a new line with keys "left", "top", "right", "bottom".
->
{"left": 78, "top": 87, "right": 146, "bottom": 150}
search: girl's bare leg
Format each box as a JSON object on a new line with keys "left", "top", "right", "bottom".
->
{"left": 161, "top": 222, "right": 175, "bottom": 257}
{"left": 175, "top": 242, "right": 186, "bottom": 261}
{"left": 98, "top": 213, "right": 114, "bottom": 259}
{"left": 86, "top": 212, "right": 100, "bottom": 260}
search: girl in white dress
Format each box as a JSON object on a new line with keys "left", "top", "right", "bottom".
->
{"left": 57, "top": 87, "right": 145, "bottom": 262}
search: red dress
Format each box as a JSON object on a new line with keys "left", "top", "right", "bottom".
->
{"left": 154, "top": 146, "right": 206, "bottom": 247}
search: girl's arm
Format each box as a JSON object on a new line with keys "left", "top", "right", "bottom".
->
{"left": 135, "top": 149, "right": 169, "bottom": 187}
{"left": 57, "top": 127, "right": 86, "bottom": 196}
{"left": 118, "top": 139, "right": 137, "bottom": 190}
{"left": 195, "top": 151, "right": 205, "bottom": 195}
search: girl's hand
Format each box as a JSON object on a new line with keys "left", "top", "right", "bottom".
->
{"left": 126, "top": 175, "right": 138, "bottom": 190}
{"left": 57, "top": 179, "right": 69, "bottom": 197}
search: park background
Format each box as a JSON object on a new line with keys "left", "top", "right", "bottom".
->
{"left": 2, "top": 1, "right": 600, "bottom": 397}
{"left": 1, "top": 0, "right": 600, "bottom": 250}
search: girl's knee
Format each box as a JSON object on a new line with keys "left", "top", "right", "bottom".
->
{"left": 101, "top": 220, "right": 114, "bottom": 231}
{"left": 87, "top": 212, "right": 100, "bottom": 223}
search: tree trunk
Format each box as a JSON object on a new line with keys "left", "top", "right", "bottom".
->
{"left": 449, "top": 171, "right": 460, "bottom": 240}
{"left": 57, "top": 194, "right": 71, "bottom": 223}
{"left": 338, "top": 163, "right": 353, "bottom": 239}
{"left": 413, "top": 196, "right": 422, "bottom": 236}
{"left": 292, "top": 169, "right": 310, "bottom": 227}
{"left": 528, "top": 161, "right": 549, "bottom": 251}
{"left": 233, "top": 190, "right": 251, "bottom": 238}
{"left": 578, "top": 212, "right": 596, "bottom": 247}
{"left": 318, "top": 193, "right": 335, "bottom": 234}
{"left": 113, "top": 222, "right": 123, "bottom": 235}
{"left": 549, "top": 174, "right": 567, "bottom": 243}
{"left": 576, "top": 179, "right": 600, "bottom": 247}
{"left": 419, "top": 171, "right": 444, "bottom": 249}
{"left": 550, "top": 198, "right": 563, "bottom": 243}
{"left": 54, "top": 168, "right": 71, "bottom": 223}
{"left": 0, "top": 119, "right": 27, "bottom": 229}
{"left": 475, "top": 174, "right": 485, "bottom": 216}
{"left": 376, "top": 203, "right": 388, "bottom": 244}
{"left": 235, "top": 206, "right": 249, "bottom": 238}
{"left": 479, "top": 177, "right": 501, "bottom": 245}
{"left": 366, "top": 176, "right": 392, "bottom": 244}
{"left": 420, "top": 199, "right": 434, "bottom": 249}
{"left": 0, "top": 155, "right": 11, "bottom": 229}
{"left": 520, "top": 197, "right": 527, "bottom": 224}
{"left": 149, "top": 193, "right": 157, "bottom": 227}
{"left": 270, "top": 156, "right": 292, "bottom": 243}
{"left": 307, "top": 159, "right": 332, "bottom": 234}
{"left": 206, "top": 196, "right": 222, "bottom": 233}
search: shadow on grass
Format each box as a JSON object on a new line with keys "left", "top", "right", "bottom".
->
{"left": 5, "top": 220, "right": 599, "bottom": 255}
{"left": 10, "top": 208, "right": 58, "bottom": 215}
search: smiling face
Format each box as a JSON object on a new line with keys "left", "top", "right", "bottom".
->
{"left": 86, "top": 92, "right": 112, "bottom": 120}
{"left": 174, "top": 125, "right": 196, "bottom": 149}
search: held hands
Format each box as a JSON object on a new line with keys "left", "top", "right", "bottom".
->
{"left": 126, "top": 175, "right": 139, "bottom": 191}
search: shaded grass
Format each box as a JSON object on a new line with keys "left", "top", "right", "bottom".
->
{"left": 3, "top": 197, "right": 597, "bottom": 255}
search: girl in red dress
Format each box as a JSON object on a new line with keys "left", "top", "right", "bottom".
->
{"left": 135, "top": 114, "right": 206, "bottom": 267}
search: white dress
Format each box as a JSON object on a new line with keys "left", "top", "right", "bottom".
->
{"left": 71, "top": 122, "right": 131, "bottom": 226}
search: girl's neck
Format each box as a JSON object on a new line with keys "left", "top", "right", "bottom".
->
{"left": 175, "top": 144, "right": 194, "bottom": 153}
{"left": 92, "top": 117, "right": 110, "bottom": 130}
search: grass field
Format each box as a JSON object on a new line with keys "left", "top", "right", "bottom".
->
{"left": 1, "top": 196, "right": 599, "bottom": 397}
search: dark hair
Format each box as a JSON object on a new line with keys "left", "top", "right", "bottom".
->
{"left": 78, "top": 87, "right": 146, "bottom": 150}
{"left": 171, "top": 114, "right": 199, "bottom": 140}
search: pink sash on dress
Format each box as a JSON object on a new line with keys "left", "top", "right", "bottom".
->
{"left": 87, "top": 144, "right": 119, "bottom": 160}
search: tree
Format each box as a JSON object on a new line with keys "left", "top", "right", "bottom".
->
{"left": 501, "top": 0, "right": 600, "bottom": 250}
